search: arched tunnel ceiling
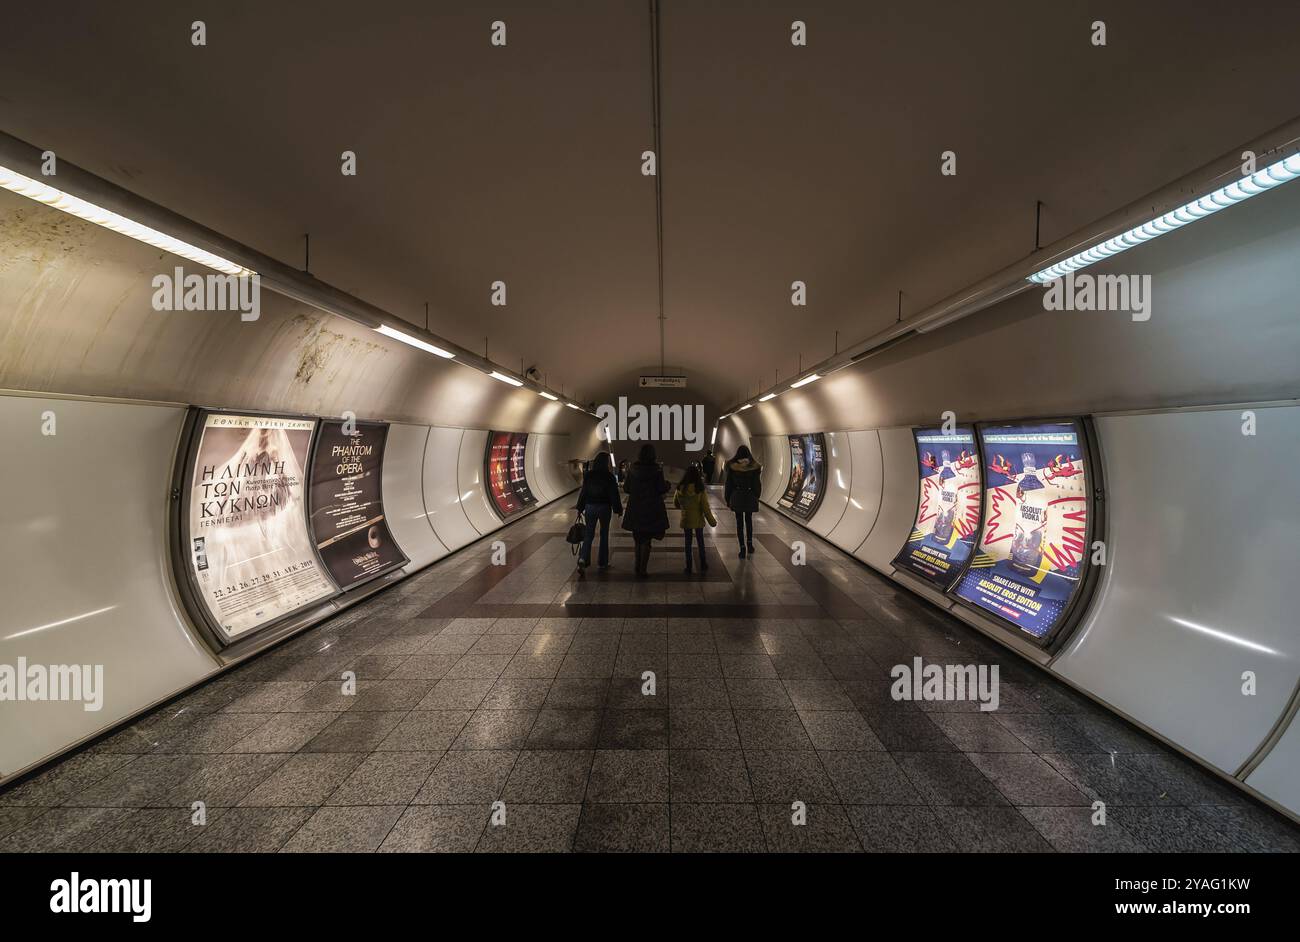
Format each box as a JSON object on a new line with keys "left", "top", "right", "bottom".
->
{"left": 2, "top": 1, "right": 1299, "bottom": 410}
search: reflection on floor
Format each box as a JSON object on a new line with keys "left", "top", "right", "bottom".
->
{"left": 3, "top": 487, "right": 1298, "bottom": 853}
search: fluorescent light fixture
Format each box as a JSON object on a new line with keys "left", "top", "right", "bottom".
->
{"left": 710, "top": 425, "right": 717, "bottom": 445}
{"left": 539, "top": 391, "right": 559, "bottom": 401}
{"left": 565, "top": 402, "right": 581, "bottom": 410}
{"left": 790, "top": 374, "right": 821, "bottom": 388}
{"left": 374, "top": 324, "right": 455, "bottom": 358}
{"left": 758, "top": 392, "right": 776, "bottom": 402}
{"left": 0, "top": 163, "right": 254, "bottom": 276}
{"left": 1029, "top": 153, "right": 1300, "bottom": 285}
{"left": 489, "top": 370, "right": 523, "bottom": 387}
{"left": 739, "top": 403, "right": 753, "bottom": 411}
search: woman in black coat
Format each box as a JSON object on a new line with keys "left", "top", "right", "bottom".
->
{"left": 724, "top": 444, "right": 763, "bottom": 558}
{"left": 575, "top": 451, "right": 623, "bottom": 570}
{"left": 621, "top": 443, "right": 670, "bottom": 577}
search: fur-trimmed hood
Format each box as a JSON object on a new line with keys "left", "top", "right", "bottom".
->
{"left": 728, "top": 458, "right": 762, "bottom": 472}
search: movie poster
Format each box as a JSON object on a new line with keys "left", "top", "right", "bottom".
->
{"left": 309, "top": 419, "right": 408, "bottom": 590}
{"left": 486, "top": 431, "right": 537, "bottom": 519}
{"left": 185, "top": 413, "right": 337, "bottom": 641}
{"left": 779, "top": 433, "right": 826, "bottom": 520}
{"left": 892, "top": 427, "right": 982, "bottom": 588}
{"left": 951, "top": 421, "right": 1091, "bottom": 640}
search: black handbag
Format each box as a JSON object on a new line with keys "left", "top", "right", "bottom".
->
{"left": 566, "top": 513, "right": 585, "bottom": 554}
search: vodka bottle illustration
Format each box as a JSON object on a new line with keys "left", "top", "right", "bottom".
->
{"left": 932, "top": 449, "right": 958, "bottom": 544}
{"left": 1010, "top": 452, "right": 1047, "bottom": 575}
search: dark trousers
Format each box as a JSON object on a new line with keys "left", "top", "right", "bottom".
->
{"left": 580, "top": 503, "right": 611, "bottom": 566}
{"left": 734, "top": 511, "right": 753, "bottom": 548}
{"left": 683, "top": 528, "right": 706, "bottom": 569}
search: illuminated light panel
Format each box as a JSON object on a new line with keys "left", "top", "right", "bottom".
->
{"left": 790, "top": 374, "right": 821, "bottom": 388}
{"left": 565, "top": 402, "right": 581, "bottom": 410}
{"left": 738, "top": 403, "right": 753, "bottom": 411}
{"left": 759, "top": 392, "right": 777, "bottom": 402}
{"left": 374, "top": 324, "right": 455, "bottom": 358}
{"left": 0, "top": 163, "right": 254, "bottom": 276}
{"left": 1028, "top": 153, "right": 1300, "bottom": 285}
{"left": 539, "top": 391, "right": 559, "bottom": 401}
{"left": 490, "top": 371, "right": 523, "bottom": 386}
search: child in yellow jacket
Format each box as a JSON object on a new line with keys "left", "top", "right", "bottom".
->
{"left": 673, "top": 466, "right": 717, "bottom": 573}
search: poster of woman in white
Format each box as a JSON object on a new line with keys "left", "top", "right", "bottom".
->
{"left": 186, "top": 413, "right": 337, "bottom": 640}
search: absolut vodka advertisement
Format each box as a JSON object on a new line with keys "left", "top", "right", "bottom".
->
{"left": 486, "top": 431, "right": 537, "bottom": 519}
{"left": 309, "top": 419, "right": 407, "bottom": 590}
{"left": 892, "top": 427, "right": 982, "bottom": 588}
{"left": 952, "top": 421, "right": 1090, "bottom": 639}
{"left": 185, "top": 413, "right": 337, "bottom": 641}
{"left": 779, "top": 433, "right": 826, "bottom": 520}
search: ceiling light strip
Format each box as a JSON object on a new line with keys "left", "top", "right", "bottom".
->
{"left": 1028, "top": 153, "right": 1300, "bottom": 284}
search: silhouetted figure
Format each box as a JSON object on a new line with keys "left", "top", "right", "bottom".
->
{"left": 703, "top": 450, "right": 716, "bottom": 484}
{"left": 621, "top": 444, "right": 670, "bottom": 577}
{"left": 674, "top": 464, "right": 717, "bottom": 573}
{"left": 575, "top": 450, "right": 622, "bottom": 570}
{"left": 724, "top": 445, "right": 762, "bottom": 558}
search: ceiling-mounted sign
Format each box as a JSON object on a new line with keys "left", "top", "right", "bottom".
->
{"left": 639, "top": 375, "right": 687, "bottom": 388}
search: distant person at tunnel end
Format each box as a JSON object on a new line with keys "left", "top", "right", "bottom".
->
{"left": 621, "top": 443, "right": 670, "bottom": 577}
{"left": 575, "top": 451, "right": 622, "bottom": 570}
{"left": 724, "top": 445, "right": 762, "bottom": 558}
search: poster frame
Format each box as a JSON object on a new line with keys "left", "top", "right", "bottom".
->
{"left": 482, "top": 430, "right": 537, "bottom": 521}
{"left": 168, "top": 406, "right": 342, "bottom": 654}
{"left": 778, "top": 432, "right": 828, "bottom": 521}
{"left": 946, "top": 414, "right": 1106, "bottom": 651}
{"left": 891, "top": 425, "right": 985, "bottom": 592}
{"left": 306, "top": 416, "right": 409, "bottom": 592}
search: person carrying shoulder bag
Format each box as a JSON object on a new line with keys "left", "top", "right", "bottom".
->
{"left": 575, "top": 451, "right": 622, "bottom": 570}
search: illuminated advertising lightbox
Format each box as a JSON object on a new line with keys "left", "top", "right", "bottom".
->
{"left": 779, "top": 433, "right": 827, "bottom": 520}
{"left": 183, "top": 412, "right": 337, "bottom": 642}
{"left": 951, "top": 421, "right": 1091, "bottom": 641}
{"left": 892, "top": 427, "right": 982, "bottom": 589}
{"left": 309, "top": 419, "right": 408, "bottom": 590}
{"left": 486, "top": 431, "right": 537, "bottom": 519}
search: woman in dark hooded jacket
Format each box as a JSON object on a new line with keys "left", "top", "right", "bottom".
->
{"left": 621, "top": 443, "right": 670, "bottom": 576}
{"left": 724, "top": 444, "right": 762, "bottom": 558}
{"left": 575, "top": 451, "right": 623, "bottom": 570}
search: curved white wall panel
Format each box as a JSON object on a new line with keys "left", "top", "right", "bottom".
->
{"left": 0, "top": 396, "right": 218, "bottom": 779}
{"left": 855, "top": 426, "right": 920, "bottom": 572}
{"left": 457, "top": 428, "right": 504, "bottom": 536}
{"left": 381, "top": 423, "right": 448, "bottom": 570}
{"left": 525, "top": 434, "right": 558, "bottom": 503}
{"left": 826, "top": 430, "right": 884, "bottom": 554}
{"left": 538, "top": 433, "right": 577, "bottom": 500}
{"left": 422, "top": 427, "right": 481, "bottom": 552}
{"left": 808, "top": 430, "right": 852, "bottom": 538}
{"left": 759, "top": 435, "right": 788, "bottom": 506}
{"left": 1051, "top": 406, "right": 1300, "bottom": 773}
{"left": 1246, "top": 710, "right": 1300, "bottom": 814}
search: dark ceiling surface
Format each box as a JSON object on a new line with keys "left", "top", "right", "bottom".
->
{"left": 2, "top": 1, "right": 1299, "bottom": 409}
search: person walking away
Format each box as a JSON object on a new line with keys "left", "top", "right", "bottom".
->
{"left": 621, "top": 444, "right": 670, "bottom": 577}
{"left": 724, "top": 445, "right": 762, "bottom": 558}
{"left": 674, "top": 465, "right": 717, "bottom": 573}
{"left": 575, "top": 451, "right": 622, "bottom": 570}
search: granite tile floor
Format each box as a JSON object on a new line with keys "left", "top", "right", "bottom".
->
{"left": 3, "top": 487, "right": 1298, "bottom": 854}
